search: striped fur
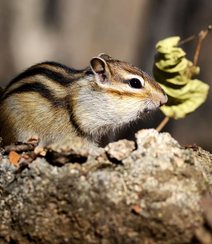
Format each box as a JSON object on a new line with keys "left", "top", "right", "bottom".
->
{"left": 0, "top": 54, "right": 167, "bottom": 147}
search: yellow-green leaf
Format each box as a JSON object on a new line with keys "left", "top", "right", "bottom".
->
{"left": 153, "top": 36, "right": 210, "bottom": 119}
{"left": 155, "top": 57, "right": 189, "bottom": 73}
{"left": 156, "top": 36, "right": 181, "bottom": 53}
{"left": 159, "top": 79, "right": 209, "bottom": 119}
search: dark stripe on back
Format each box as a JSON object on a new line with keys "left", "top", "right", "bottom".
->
{"left": 40, "top": 61, "right": 86, "bottom": 74}
{"left": 7, "top": 67, "right": 74, "bottom": 88}
{"left": 2, "top": 82, "right": 62, "bottom": 107}
{"left": 1, "top": 82, "right": 87, "bottom": 137}
{"left": 6, "top": 62, "right": 92, "bottom": 89}
{"left": 38, "top": 62, "right": 94, "bottom": 76}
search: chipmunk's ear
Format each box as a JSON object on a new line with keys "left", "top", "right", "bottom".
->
{"left": 90, "top": 57, "right": 111, "bottom": 84}
{"left": 97, "top": 53, "right": 113, "bottom": 61}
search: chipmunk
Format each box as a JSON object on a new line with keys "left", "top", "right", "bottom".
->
{"left": 0, "top": 54, "right": 167, "bottom": 148}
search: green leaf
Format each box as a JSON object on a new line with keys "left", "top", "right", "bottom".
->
{"left": 159, "top": 79, "right": 209, "bottom": 119}
{"left": 155, "top": 57, "right": 188, "bottom": 73}
{"left": 156, "top": 36, "right": 181, "bottom": 53}
{"left": 153, "top": 36, "right": 210, "bottom": 119}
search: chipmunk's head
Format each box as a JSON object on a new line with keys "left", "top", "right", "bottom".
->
{"left": 75, "top": 53, "right": 167, "bottom": 140}
{"left": 89, "top": 54, "right": 167, "bottom": 120}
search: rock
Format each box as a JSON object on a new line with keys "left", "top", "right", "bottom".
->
{"left": 105, "top": 139, "right": 135, "bottom": 161}
{"left": 46, "top": 136, "right": 89, "bottom": 165}
{"left": 0, "top": 129, "right": 211, "bottom": 244}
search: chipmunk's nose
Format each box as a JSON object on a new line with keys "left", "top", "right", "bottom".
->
{"left": 159, "top": 92, "right": 168, "bottom": 107}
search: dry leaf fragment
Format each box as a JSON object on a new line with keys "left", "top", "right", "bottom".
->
{"left": 132, "top": 205, "right": 141, "bottom": 214}
{"left": 9, "top": 150, "right": 33, "bottom": 168}
{"left": 27, "top": 137, "right": 40, "bottom": 146}
{"left": 184, "top": 143, "right": 199, "bottom": 151}
{"left": 9, "top": 151, "right": 21, "bottom": 167}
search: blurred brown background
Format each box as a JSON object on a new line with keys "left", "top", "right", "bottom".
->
{"left": 0, "top": 0, "right": 211, "bottom": 151}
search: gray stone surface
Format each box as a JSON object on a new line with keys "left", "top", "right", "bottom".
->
{"left": 0, "top": 129, "right": 211, "bottom": 244}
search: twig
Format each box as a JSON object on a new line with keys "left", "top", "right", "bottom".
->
{"left": 156, "top": 116, "right": 170, "bottom": 132}
{"left": 193, "top": 25, "right": 212, "bottom": 66}
{"left": 4, "top": 142, "right": 37, "bottom": 154}
{"left": 178, "top": 34, "right": 197, "bottom": 46}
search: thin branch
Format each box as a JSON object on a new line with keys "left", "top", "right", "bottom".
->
{"left": 178, "top": 34, "right": 197, "bottom": 46}
{"left": 4, "top": 142, "right": 37, "bottom": 154}
{"left": 193, "top": 25, "right": 212, "bottom": 66}
{"left": 156, "top": 116, "right": 170, "bottom": 132}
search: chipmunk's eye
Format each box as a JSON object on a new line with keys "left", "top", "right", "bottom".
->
{"left": 129, "top": 78, "right": 142, "bottom": 89}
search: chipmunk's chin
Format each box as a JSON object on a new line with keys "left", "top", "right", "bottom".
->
{"left": 137, "top": 109, "right": 150, "bottom": 119}
{"left": 143, "top": 108, "right": 151, "bottom": 114}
